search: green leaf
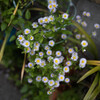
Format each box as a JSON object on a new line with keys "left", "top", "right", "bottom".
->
{"left": 83, "top": 73, "right": 99, "bottom": 100}
{"left": 9, "top": 35, "right": 16, "bottom": 42}
{"left": 20, "top": 85, "right": 28, "bottom": 93}
{"left": 77, "top": 66, "right": 100, "bottom": 83}
{"left": 18, "top": 9, "right": 22, "bottom": 16}
{"left": 1, "top": 22, "right": 7, "bottom": 31}
{"left": 25, "top": 10, "right": 31, "bottom": 20}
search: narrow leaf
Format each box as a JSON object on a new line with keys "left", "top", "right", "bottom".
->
{"left": 77, "top": 66, "right": 100, "bottom": 83}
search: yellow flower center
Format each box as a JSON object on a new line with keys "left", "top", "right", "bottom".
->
{"left": 73, "top": 56, "right": 76, "bottom": 59}
{"left": 26, "top": 30, "right": 29, "bottom": 33}
{"left": 53, "top": 4, "right": 56, "bottom": 7}
{"left": 30, "top": 64, "right": 32, "bottom": 67}
{"left": 19, "top": 37, "right": 22, "bottom": 40}
{"left": 44, "top": 78, "right": 47, "bottom": 81}
{"left": 40, "top": 20, "right": 43, "bottom": 23}
{"left": 64, "top": 15, "right": 67, "bottom": 18}
{"left": 82, "top": 60, "right": 85, "bottom": 63}
{"left": 48, "top": 51, "right": 51, "bottom": 54}
{"left": 66, "top": 79, "right": 69, "bottom": 82}
{"left": 25, "top": 42, "right": 29, "bottom": 45}
{"left": 60, "top": 76, "right": 63, "bottom": 79}
{"left": 50, "top": 81, "right": 53, "bottom": 84}
{"left": 57, "top": 52, "right": 60, "bottom": 55}
{"left": 55, "top": 60, "right": 58, "bottom": 63}
{"left": 50, "top": 17, "right": 53, "bottom": 20}
{"left": 83, "top": 42, "right": 86, "bottom": 46}
{"left": 34, "top": 24, "right": 37, "bottom": 27}
{"left": 65, "top": 68, "right": 68, "bottom": 71}
{"left": 37, "top": 59, "right": 40, "bottom": 63}
{"left": 45, "top": 19, "right": 48, "bottom": 22}
{"left": 49, "top": 5, "right": 52, "bottom": 8}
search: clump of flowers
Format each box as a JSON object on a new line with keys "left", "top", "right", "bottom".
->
{"left": 16, "top": 2, "right": 89, "bottom": 95}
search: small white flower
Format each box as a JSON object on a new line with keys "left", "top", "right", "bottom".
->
{"left": 46, "top": 50, "right": 52, "bottom": 55}
{"left": 51, "top": 73, "right": 54, "bottom": 77}
{"left": 44, "top": 17, "right": 49, "bottom": 23}
{"left": 94, "top": 23, "right": 100, "bottom": 29}
{"left": 66, "top": 61, "right": 72, "bottom": 66}
{"left": 71, "top": 52, "right": 78, "bottom": 61}
{"left": 54, "top": 81, "right": 60, "bottom": 88}
{"left": 52, "top": 3, "right": 58, "bottom": 8}
{"left": 38, "top": 18, "right": 44, "bottom": 24}
{"left": 81, "top": 40, "right": 88, "bottom": 47}
{"left": 48, "top": 4, "right": 53, "bottom": 9}
{"left": 53, "top": 58, "right": 60, "bottom": 65}
{"left": 49, "top": 40, "right": 55, "bottom": 47}
{"left": 75, "top": 34, "right": 81, "bottom": 39}
{"left": 50, "top": 7, "right": 56, "bottom": 13}
{"left": 30, "top": 50, "right": 35, "bottom": 55}
{"left": 76, "top": 15, "right": 81, "bottom": 19}
{"left": 25, "top": 47, "right": 31, "bottom": 53}
{"left": 34, "top": 42, "right": 40, "bottom": 47}
{"left": 86, "top": 12, "right": 91, "bottom": 17}
{"left": 40, "top": 60, "right": 46, "bottom": 67}
{"left": 80, "top": 58, "right": 87, "bottom": 65}
{"left": 44, "top": 45, "right": 50, "bottom": 50}
{"left": 35, "top": 58, "right": 41, "bottom": 65}
{"left": 39, "top": 52, "right": 44, "bottom": 57}
{"left": 81, "top": 21, "right": 87, "bottom": 27}
{"left": 33, "top": 46, "right": 39, "bottom": 51}
{"left": 79, "top": 63, "right": 86, "bottom": 68}
{"left": 36, "top": 76, "right": 41, "bottom": 82}
{"left": 28, "top": 62, "right": 34, "bottom": 68}
{"left": 28, "top": 78, "right": 33, "bottom": 83}
{"left": 56, "top": 51, "right": 62, "bottom": 57}
{"left": 62, "top": 13, "right": 69, "bottom": 19}
{"left": 92, "top": 31, "right": 97, "bottom": 37}
{"left": 32, "top": 22, "right": 38, "bottom": 28}
{"left": 65, "top": 78, "right": 70, "bottom": 83}
{"left": 23, "top": 40, "right": 30, "bottom": 47}
{"left": 76, "top": 19, "right": 82, "bottom": 24}
{"left": 30, "top": 36, "right": 34, "bottom": 40}
{"left": 83, "top": 11, "right": 87, "bottom": 16}
{"left": 17, "top": 35, "right": 24, "bottom": 42}
{"left": 47, "top": 91, "right": 52, "bottom": 95}
{"left": 24, "top": 29, "right": 31, "bottom": 35}
{"left": 48, "top": 80, "right": 55, "bottom": 86}
{"left": 61, "top": 34, "right": 67, "bottom": 39}
{"left": 49, "top": 15, "right": 54, "bottom": 21}
{"left": 68, "top": 48, "right": 74, "bottom": 54}
{"left": 42, "top": 76, "right": 48, "bottom": 83}
{"left": 58, "top": 75, "right": 65, "bottom": 81}
{"left": 63, "top": 66, "right": 69, "bottom": 73}
{"left": 59, "top": 56, "right": 64, "bottom": 63}
{"left": 47, "top": 56, "right": 53, "bottom": 62}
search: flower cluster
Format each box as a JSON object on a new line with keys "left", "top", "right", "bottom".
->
{"left": 16, "top": 3, "right": 88, "bottom": 95}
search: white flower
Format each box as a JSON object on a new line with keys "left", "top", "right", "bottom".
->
{"left": 81, "top": 21, "right": 87, "bottom": 27}
{"left": 65, "top": 78, "right": 70, "bottom": 83}
{"left": 48, "top": 0, "right": 53, "bottom": 4}
{"left": 48, "top": 4, "right": 53, "bottom": 9}
{"left": 38, "top": 18, "right": 44, "bottom": 24}
{"left": 48, "top": 80, "right": 55, "bottom": 86}
{"left": 94, "top": 23, "right": 100, "bottom": 29}
{"left": 40, "top": 60, "right": 46, "bottom": 67}
{"left": 79, "top": 63, "right": 86, "bottom": 68}
{"left": 24, "top": 29, "right": 31, "bottom": 35}
{"left": 30, "top": 50, "right": 35, "bottom": 55}
{"left": 44, "top": 17, "right": 49, "bottom": 23}
{"left": 26, "top": 47, "right": 31, "bottom": 53}
{"left": 83, "top": 11, "right": 87, "bottom": 16}
{"left": 28, "top": 78, "right": 33, "bottom": 83}
{"left": 42, "top": 76, "right": 48, "bottom": 83}
{"left": 81, "top": 40, "right": 88, "bottom": 47}
{"left": 71, "top": 52, "right": 78, "bottom": 61}
{"left": 76, "top": 19, "right": 82, "bottom": 24}
{"left": 53, "top": 58, "right": 60, "bottom": 65}
{"left": 49, "top": 15, "right": 54, "bottom": 21}
{"left": 23, "top": 40, "right": 30, "bottom": 47}
{"left": 86, "top": 12, "right": 91, "bottom": 17}
{"left": 28, "top": 62, "right": 34, "bottom": 68}
{"left": 49, "top": 40, "right": 55, "bottom": 47}
{"left": 44, "top": 45, "right": 50, "bottom": 50}
{"left": 47, "top": 91, "right": 52, "bottom": 95}
{"left": 35, "top": 58, "right": 41, "bottom": 65}
{"left": 92, "top": 31, "right": 97, "bottom": 37}
{"left": 62, "top": 13, "right": 69, "bottom": 19}
{"left": 68, "top": 48, "right": 74, "bottom": 54}
{"left": 34, "top": 42, "right": 40, "bottom": 47}
{"left": 39, "top": 52, "right": 44, "bottom": 57}
{"left": 80, "top": 58, "right": 87, "bottom": 65}
{"left": 30, "top": 36, "right": 34, "bottom": 40}
{"left": 47, "top": 56, "right": 53, "bottom": 62}
{"left": 17, "top": 35, "right": 24, "bottom": 42}
{"left": 32, "top": 22, "right": 38, "bottom": 28}
{"left": 76, "top": 15, "right": 81, "bottom": 19}
{"left": 36, "top": 76, "right": 41, "bottom": 82}
{"left": 46, "top": 50, "right": 52, "bottom": 55}
{"left": 59, "top": 56, "right": 64, "bottom": 63}
{"left": 75, "top": 34, "right": 81, "bottom": 39}
{"left": 63, "top": 66, "right": 69, "bottom": 73}
{"left": 61, "top": 34, "right": 67, "bottom": 39}
{"left": 51, "top": 73, "right": 54, "bottom": 77}
{"left": 54, "top": 81, "right": 60, "bottom": 88}
{"left": 52, "top": 3, "right": 58, "bottom": 8}
{"left": 56, "top": 51, "right": 62, "bottom": 57}
{"left": 58, "top": 75, "right": 65, "bottom": 81}
{"left": 66, "top": 61, "right": 72, "bottom": 66}
{"left": 50, "top": 7, "right": 56, "bottom": 13}
{"left": 33, "top": 46, "right": 39, "bottom": 51}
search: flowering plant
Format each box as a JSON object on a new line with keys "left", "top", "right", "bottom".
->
{"left": 16, "top": 0, "right": 90, "bottom": 95}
